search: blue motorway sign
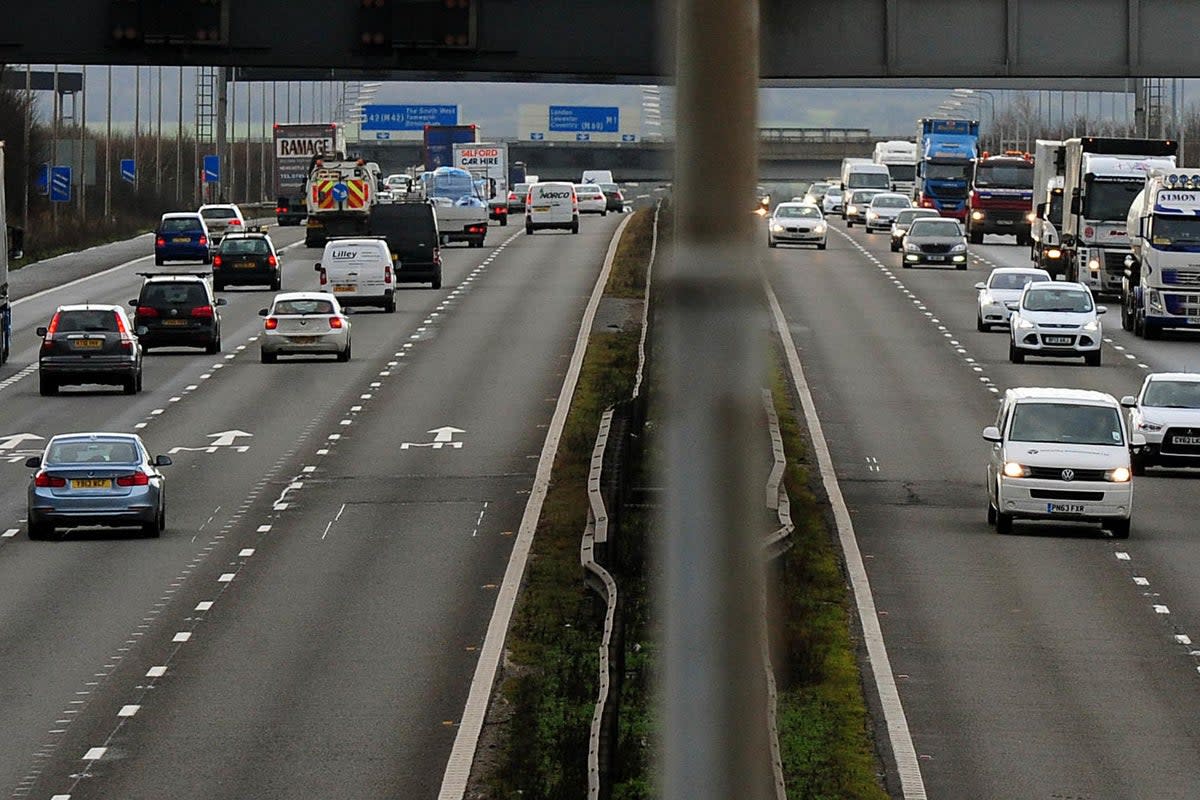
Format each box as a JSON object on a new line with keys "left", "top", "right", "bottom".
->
{"left": 50, "top": 166, "right": 71, "bottom": 203}
{"left": 362, "top": 104, "right": 459, "bottom": 131}
{"left": 549, "top": 106, "right": 620, "bottom": 133}
{"left": 203, "top": 155, "right": 220, "bottom": 184}
{"left": 120, "top": 158, "right": 136, "bottom": 183}
{"left": 36, "top": 164, "right": 48, "bottom": 194}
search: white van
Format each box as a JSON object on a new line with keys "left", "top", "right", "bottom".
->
{"left": 581, "top": 169, "right": 615, "bottom": 185}
{"left": 315, "top": 238, "right": 396, "bottom": 313}
{"left": 526, "top": 182, "right": 579, "bottom": 234}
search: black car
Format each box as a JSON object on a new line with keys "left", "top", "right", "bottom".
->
{"left": 37, "top": 305, "right": 143, "bottom": 396}
{"left": 599, "top": 182, "right": 625, "bottom": 212}
{"left": 213, "top": 231, "right": 282, "bottom": 290}
{"left": 131, "top": 274, "right": 226, "bottom": 353}
{"left": 366, "top": 202, "right": 443, "bottom": 289}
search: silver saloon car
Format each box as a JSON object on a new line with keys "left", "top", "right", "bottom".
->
{"left": 26, "top": 433, "right": 171, "bottom": 539}
{"left": 259, "top": 292, "right": 352, "bottom": 363}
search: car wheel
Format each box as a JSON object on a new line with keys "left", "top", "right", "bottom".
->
{"left": 38, "top": 375, "right": 57, "bottom": 397}
{"left": 846, "top": 220, "right": 853, "bottom": 228}
{"left": 155, "top": 256, "right": 164, "bottom": 266}
{"left": 27, "top": 520, "right": 53, "bottom": 540}
{"left": 976, "top": 314, "right": 988, "bottom": 332}
{"left": 1109, "top": 518, "right": 1131, "bottom": 539}
{"left": 969, "top": 230, "right": 984, "bottom": 245}
{"left": 987, "top": 502, "right": 997, "bottom": 525}
{"left": 956, "top": 261, "right": 968, "bottom": 271}
{"left": 213, "top": 280, "right": 225, "bottom": 292}
{"left": 768, "top": 237, "right": 777, "bottom": 248}
{"left": 205, "top": 337, "right": 221, "bottom": 355}
{"left": 601, "top": 210, "right": 607, "bottom": 217}
{"left": 1121, "top": 300, "right": 1133, "bottom": 331}
{"left": 901, "top": 261, "right": 912, "bottom": 269}
{"left": 1008, "top": 341, "right": 1025, "bottom": 364}
{"left": 525, "top": 223, "right": 534, "bottom": 235}
{"left": 337, "top": 343, "right": 351, "bottom": 363}
{"left": 135, "top": 370, "right": 144, "bottom": 393}
{"left": 272, "top": 277, "right": 282, "bottom": 291}
{"left": 890, "top": 241, "right": 899, "bottom": 252}
{"left": 816, "top": 241, "right": 826, "bottom": 250}
{"left": 431, "top": 272, "right": 442, "bottom": 290}
{"left": 261, "top": 351, "right": 277, "bottom": 364}
{"left": 500, "top": 216, "right": 508, "bottom": 226}
{"left": 1133, "top": 311, "right": 1145, "bottom": 337}
{"left": 1131, "top": 454, "right": 1147, "bottom": 476}
{"left": 995, "top": 511, "right": 1013, "bottom": 534}
{"left": 572, "top": 219, "right": 580, "bottom": 234}
{"left": 143, "top": 505, "right": 164, "bottom": 538}
{"left": 123, "top": 376, "right": 138, "bottom": 395}
{"left": 1084, "top": 350, "right": 1101, "bottom": 367}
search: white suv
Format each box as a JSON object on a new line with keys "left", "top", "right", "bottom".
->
{"left": 983, "top": 388, "right": 1140, "bottom": 538}
{"left": 1008, "top": 281, "right": 1105, "bottom": 366}
{"left": 1124, "top": 372, "right": 1200, "bottom": 474}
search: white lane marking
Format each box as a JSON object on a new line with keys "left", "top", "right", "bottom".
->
{"left": 117, "top": 705, "right": 139, "bottom": 718}
{"left": 81, "top": 748, "right": 107, "bottom": 761}
{"left": 195, "top": 601, "right": 213, "bottom": 611}
{"left": 1116, "top": 551, "right": 1131, "bottom": 560}
{"left": 2, "top": 528, "right": 17, "bottom": 538}
{"left": 172, "top": 632, "right": 191, "bottom": 642}
{"left": 302, "top": 465, "right": 316, "bottom": 473}
{"left": 471, "top": 501, "right": 490, "bottom": 537}
{"left": 238, "top": 548, "right": 255, "bottom": 557}
{"left": 765, "top": 279, "right": 927, "bottom": 799}
{"left": 1177, "top": 634, "right": 1192, "bottom": 645}
{"left": 146, "top": 666, "right": 167, "bottom": 677}
{"left": 1133, "top": 576, "right": 1150, "bottom": 586}
{"left": 438, "top": 213, "right": 633, "bottom": 800}
{"left": 257, "top": 524, "right": 272, "bottom": 533}
{"left": 1155, "top": 604, "right": 1171, "bottom": 614}
{"left": 218, "top": 573, "right": 234, "bottom": 582}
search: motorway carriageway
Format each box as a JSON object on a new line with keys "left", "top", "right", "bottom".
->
{"left": 0, "top": 210, "right": 624, "bottom": 798}
{"left": 768, "top": 221, "right": 1200, "bottom": 798}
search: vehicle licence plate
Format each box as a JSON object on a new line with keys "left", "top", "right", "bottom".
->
{"left": 333, "top": 285, "right": 356, "bottom": 293}
{"left": 533, "top": 206, "right": 550, "bottom": 212}
{"left": 997, "top": 219, "right": 1014, "bottom": 226}
{"left": 71, "top": 478, "right": 112, "bottom": 490}
{"left": 172, "top": 236, "right": 191, "bottom": 243}
{"left": 72, "top": 339, "right": 102, "bottom": 349}
{"left": 289, "top": 336, "right": 317, "bottom": 344}
{"left": 1047, "top": 502, "right": 1085, "bottom": 513}
{"left": 927, "top": 255, "right": 945, "bottom": 262}
{"left": 1044, "top": 335, "right": 1072, "bottom": 345}
{"left": 1173, "top": 435, "right": 1200, "bottom": 446}
{"left": 1188, "top": 317, "right": 1200, "bottom": 326}
{"left": 236, "top": 261, "right": 257, "bottom": 269}
{"left": 162, "top": 319, "right": 188, "bottom": 327}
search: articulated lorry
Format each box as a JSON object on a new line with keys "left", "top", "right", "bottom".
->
{"left": 1122, "top": 170, "right": 1200, "bottom": 338}
{"left": 0, "top": 142, "right": 24, "bottom": 364}
{"left": 915, "top": 118, "right": 980, "bottom": 219}
{"left": 966, "top": 151, "right": 1035, "bottom": 245}
{"left": 273, "top": 123, "right": 345, "bottom": 226}
{"left": 1029, "top": 139, "right": 1066, "bottom": 274}
{"left": 873, "top": 140, "right": 918, "bottom": 196}
{"left": 1060, "top": 136, "right": 1177, "bottom": 296}
{"left": 303, "top": 158, "right": 377, "bottom": 248}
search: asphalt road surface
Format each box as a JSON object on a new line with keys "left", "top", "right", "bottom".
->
{"left": 768, "top": 223, "right": 1200, "bottom": 798}
{"left": 0, "top": 211, "right": 623, "bottom": 798}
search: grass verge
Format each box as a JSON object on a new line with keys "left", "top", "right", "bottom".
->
{"left": 769, "top": 353, "right": 890, "bottom": 800}
{"left": 483, "top": 207, "right": 657, "bottom": 799}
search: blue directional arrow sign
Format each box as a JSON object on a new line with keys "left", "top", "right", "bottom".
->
{"left": 576, "top": 133, "right": 591, "bottom": 142}
{"left": 331, "top": 183, "right": 350, "bottom": 202}
{"left": 375, "top": 131, "right": 391, "bottom": 140}
{"left": 49, "top": 166, "right": 71, "bottom": 203}
{"left": 203, "top": 155, "right": 220, "bottom": 184}
{"left": 120, "top": 159, "right": 136, "bottom": 183}
{"left": 529, "top": 132, "right": 544, "bottom": 141}
{"left": 621, "top": 134, "right": 638, "bottom": 143}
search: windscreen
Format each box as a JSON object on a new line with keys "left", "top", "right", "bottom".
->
{"left": 160, "top": 218, "right": 201, "bottom": 233}
{"left": 886, "top": 164, "right": 915, "bottom": 182}
{"left": 1048, "top": 193, "right": 1064, "bottom": 223}
{"left": 220, "top": 238, "right": 270, "bottom": 255}
{"left": 1084, "top": 180, "right": 1142, "bottom": 221}
{"left": 274, "top": 298, "right": 335, "bottom": 315}
{"left": 46, "top": 439, "right": 139, "bottom": 465}
{"left": 873, "top": 196, "right": 911, "bottom": 208}
{"left": 428, "top": 170, "right": 484, "bottom": 204}
{"left": 142, "top": 283, "right": 208, "bottom": 306}
{"left": 776, "top": 206, "right": 821, "bottom": 219}
{"left": 55, "top": 310, "right": 120, "bottom": 332}
{"left": 989, "top": 272, "right": 1050, "bottom": 291}
{"left": 1142, "top": 380, "right": 1200, "bottom": 408}
{"left": 1009, "top": 403, "right": 1124, "bottom": 446}
{"left": 201, "top": 207, "right": 238, "bottom": 219}
{"left": 1022, "top": 288, "right": 1093, "bottom": 313}
{"left": 848, "top": 172, "right": 890, "bottom": 190}
{"left": 1150, "top": 215, "right": 1200, "bottom": 251}
{"left": 896, "top": 210, "right": 940, "bottom": 225}
{"left": 974, "top": 163, "right": 1034, "bottom": 189}
{"left": 907, "top": 220, "right": 962, "bottom": 237}
{"left": 925, "top": 163, "right": 970, "bottom": 181}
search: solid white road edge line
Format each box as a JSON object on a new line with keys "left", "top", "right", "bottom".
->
{"left": 764, "top": 279, "right": 928, "bottom": 800}
{"left": 437, "top": 213, "right": 633, "bottom": 800}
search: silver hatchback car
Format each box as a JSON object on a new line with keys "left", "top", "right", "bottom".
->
{"left": 26, "top": 433, "right": 172, "bottom": 539}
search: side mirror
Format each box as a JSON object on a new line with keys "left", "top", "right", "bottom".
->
{"left": 1120, "top": 395, "right": 1138, "bottom": 408}
{"left": 982, "top": 426, "right": 1002, "bottom": 443}
{"left": 314, "top": 263, "right": 323, "bottom": 272}
{"left": 974, "top": 282, "right": 987, "bottom": 290}
{"left": 24, "top": 456, "right": 41, "bottom": 468}
{"left": 1138, "top": 217, "right": 1149, "bottom": 239}
{"left": 129, "top": 299, "right": 138, "bottom": 306}
{"left": 1070, "top": 196, "right": 1081, "bottom": 215}
{"left": 35, "top": 326, "right": 47, "bottom": 337}
{"left": 1097, "top": 306, "right": 1108, "bottom": 315}
{"left": 135, "top": 325, "right": 149, "bottom": 337}
{"left": 215, "top": 297, "right": 228, "bottom": 307}
{"left": 1131, "top": 433, "right": 1147, "bottom": 448}
{"left": 258, "top": 308, "right": 269, "bottom": 317}
{"left": 1004, "top": 301, "right": 1019, "bottom": 311}
{"left": 154, "top": 455, "right": 173, "bottom": 467}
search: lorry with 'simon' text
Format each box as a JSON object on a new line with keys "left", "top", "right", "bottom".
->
{"left": 1122, "top": 170, "right": 1200, "bottom": 338}
{"left": 273, "top": 123, "right": 345, "bottom": 226}
{"left": 966, "top": 151, "right": 1035, "bottom": 245}
{"left": 1060, "top": 136, "right": 1177, "bottom": 296}
{"left": 304, "top": 158, "right": 376, "bottom": 248}
{"left": 915, "top": 117, "right": 980, "bottom": 219}
{"left": 453, "top": 142, "right": 509, "bottom": 225}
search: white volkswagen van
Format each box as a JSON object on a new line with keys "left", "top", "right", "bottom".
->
{"left": 315, "top": 238, "right": 396, "bottom": 313}
{"left": 526, "top": 182, "right": 579, "bottom": 234}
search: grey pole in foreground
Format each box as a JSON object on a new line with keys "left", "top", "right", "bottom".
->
{"left": 661, "top": 1, "right": 772, "bottom": 799}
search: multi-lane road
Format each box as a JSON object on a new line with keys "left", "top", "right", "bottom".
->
{"left": 0, "top": 210, "right": 626, "bottom": 798}
{"left": 768, "top": 221, "right": 1200, "bottom": 798}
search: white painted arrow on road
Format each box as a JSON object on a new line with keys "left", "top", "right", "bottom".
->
{"left": 429, "top": 426, "right": 465, "bottom": 443}
{"left": 0, "top": 433, "right": 43, "bottom": 450}
{"left": 208, "top": 430, "right": 253, "bottom": 447}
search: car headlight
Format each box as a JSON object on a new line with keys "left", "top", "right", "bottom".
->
{"left": 1088, "top": 258, "right": 1101, "bottom": 272}
{"left": 904, "top": 242, "right": 920, "bottom": 252}
{"left": 867, "top": 210, "right": 879, "bottom": 219}
{"left": 814, "top": 223, "right": 827, "bottom": 234}
{"left": 1003, "top": 461, "right": 1029, "bottom": 478}
{"left": 847, "top": 205, "right": 858, "bottom": 215}
{"left": 770, "top": 223, "right": 784, "bottom": 232}
{"left": 1082, "top": 319, "right": 1100, "bottom": 332}
{"left": 1026, "top": 211, "right": 1037, "bottom": 223}
{"left": 1047, "top": 248, "right": 1062, "bottom": 259}
{"left": 951, "top": 243, "right": 967, "bottom": 253}
{"left": 971, "top": 210, "right": 985, "bottom": 221}
{"left": 1137, "top": 419, "right": 1163, "bottom": 432}
{"left": 1105, "top": 466, "right": 1132, "bottom": 483}
{"left": 1015, "top": 317, "right": 1036, "bottom": 329}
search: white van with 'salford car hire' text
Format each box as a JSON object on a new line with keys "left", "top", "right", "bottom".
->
{"left": 525, "top": 182, "right": 579, "bottom": 234}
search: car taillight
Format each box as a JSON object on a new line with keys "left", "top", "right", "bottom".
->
{"left": 120, "top": 337, "right": 135, "bottom": 351}
{"left": 199, "top": 235, "right": 208, "bottom": 246}
{"left": 384, "top": 266, "right": 392, "bottom": 284}
{"left": 212, "top": 255, "right": 223, "bottom": 268}
{"left": 35, "top": 472, "right": 66, "bottom": 488}
{"left": 114, "top": 312, "right": 128, "bottom": 334}
{"left": 116, "top": 471, "right": 150, "bottom": 487}
{"left": 276, "top": 207, "right": 286, "bottom": 214}
{"left": 191, "top": 305, "right": 215, "bottom": 319}
{"left": 136, "top": 306, "right": 159, "bottom": 318}
{"left": 508, "top": 192, "right": 516, "bottom": 201}
{"left": 156, "top": 236, "right": 166, "bottom": 247}
{"left": 318, "top": 269, "right": 327, "bottom": 286}
{"left": 329, "top": 316, "right": 344, "bottom": 329}
{"left": 228, "top": 219, "right": 242, "bottom": 226}
{"left": 268, "top": 254, "right": 278, "bottom": 267}
{"left": 47, "top": 312, "right": 61, "bottom": 334}
{"left": 264, "top": 317, "right": 278, "bottom": 330}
